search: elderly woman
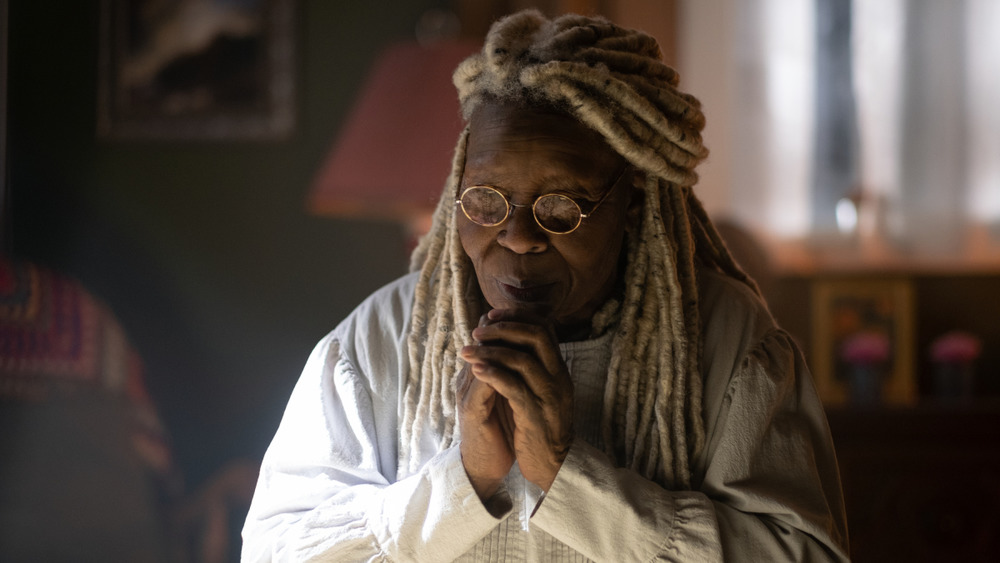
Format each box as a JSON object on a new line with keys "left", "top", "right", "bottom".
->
{"left": 242, "top": 10, "right": 849, "bottom": 562}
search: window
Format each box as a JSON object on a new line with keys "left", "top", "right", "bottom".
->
{"left": 682, "top": 0, "right": 1000, "bottom": 266}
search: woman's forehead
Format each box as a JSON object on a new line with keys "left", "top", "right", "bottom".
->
{"left": 465, "top": 102, "right": 623, "bottom": 173}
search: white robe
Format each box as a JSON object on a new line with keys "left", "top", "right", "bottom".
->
{"left": 242, "top": 269, "right": 850, "bottom": 562}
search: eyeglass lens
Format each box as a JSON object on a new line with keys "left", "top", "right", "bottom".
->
{"left": 533, "top": 194, "right": 580, "bottom": 233}
{"left": 460, "top": 187, "right": 583, "bottom": 233}
{"left": 460, "top": 187, "right": 510, "bottom": 226}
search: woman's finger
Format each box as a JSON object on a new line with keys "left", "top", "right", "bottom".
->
{"left": 461, "top": 344, "right": 567, "bottom": 406}
{"left": 472, "top": 314, "right": 565, "bottom": 380}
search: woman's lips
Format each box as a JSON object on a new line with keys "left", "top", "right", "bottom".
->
{"left": 497, "top": 280, "right": 554, "bottom": 303}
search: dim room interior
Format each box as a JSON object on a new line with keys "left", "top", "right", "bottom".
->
{"left": 2, "top": 0, "right": 998, "bottom": 561}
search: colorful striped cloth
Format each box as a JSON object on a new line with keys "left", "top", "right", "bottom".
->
{"left": 0, "top": 257, "right": 176, "bottom": 484}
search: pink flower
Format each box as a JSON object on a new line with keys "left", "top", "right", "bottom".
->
{"left": 930, "top": 331, "right": 981, "bottom": 364}
{"left": 839, "top": 331, "right": 890, "bottom": 365}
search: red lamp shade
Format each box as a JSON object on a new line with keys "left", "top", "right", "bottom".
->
{"left": 308, "top": 40, "right": 480, "bottom": 227}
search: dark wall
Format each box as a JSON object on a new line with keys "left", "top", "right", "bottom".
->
{"left": 8, "top": 0, "right": 445, "bottom": 486}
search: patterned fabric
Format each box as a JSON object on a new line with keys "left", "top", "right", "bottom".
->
{"left": 0, "top": 258, "right": 175, "bottom": 480}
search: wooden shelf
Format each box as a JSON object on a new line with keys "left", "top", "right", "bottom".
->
{"left": 760, "top": 227, "right": 1000, "bottom": 277}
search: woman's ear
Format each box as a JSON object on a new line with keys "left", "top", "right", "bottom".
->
{"left": 625, "top": 168, "right": 646, "bottom": 233}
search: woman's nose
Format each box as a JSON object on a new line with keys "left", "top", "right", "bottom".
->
{"left": 497, "top": 205, "right": 548, "bottom": 254}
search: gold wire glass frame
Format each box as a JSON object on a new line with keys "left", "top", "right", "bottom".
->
{"left": 455, "top": 166, "right": 628, "bottom": 235}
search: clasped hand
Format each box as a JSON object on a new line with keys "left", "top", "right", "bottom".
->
{"left": 457, "top": 309, "right": 575, "bottom": 501}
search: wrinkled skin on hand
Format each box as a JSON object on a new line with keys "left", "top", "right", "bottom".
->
{"left": 457, "top": 308, "right": 575, "bottom": 500}
{"left": 456, "top": 363, "right": 515, "bottom": 500}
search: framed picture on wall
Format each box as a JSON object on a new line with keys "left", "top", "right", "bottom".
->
{"left": 811, "top": 277, "right": 917, "bottom": 407}
{"left": 1, "top": 0, "right": 8, "bottom": 250}
{"left": 97, "top": 0, "right": 295, "bottom": 140}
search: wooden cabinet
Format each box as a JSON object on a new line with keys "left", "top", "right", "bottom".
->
{"left": 827, "top": 406, "right": 1000, "bottom": 562}
{"left": 763, "top": 268, "right": 1000, "bottom": 560}
{"left": 767, "top": 272, "right": 1000, "bottom": 400}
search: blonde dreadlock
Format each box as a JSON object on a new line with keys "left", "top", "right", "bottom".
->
{"left": 403, "top": 10, "right": 758, "bottom": 489}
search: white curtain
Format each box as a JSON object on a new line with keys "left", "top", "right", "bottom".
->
{"left": 723, "top": 0, "right": 1000, "bottom": 254}
{"left": 729, "top": 0, "right": 814, "bottom": 239}
{"left": 852, "top": 0, "right": 905, "bottom": 239}
{"left": 965, "top": 0, "right": 1000, "bottom": 227}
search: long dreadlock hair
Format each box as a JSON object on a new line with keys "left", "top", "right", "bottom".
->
{"left": 402, "top": 9, "right": 758, "bottom": 489}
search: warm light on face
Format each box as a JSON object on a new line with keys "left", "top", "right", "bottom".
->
{"left": 456, "top": 103, "right": 632, "bottom": 339}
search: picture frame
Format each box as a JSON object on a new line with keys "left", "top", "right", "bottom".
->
{"left": 97, "top": 0, "right": 295, "bottom": 141}
{"left": 810, "top": 277, "right": 917, "bottom": 407}
{"left": 1, "top": 0, "right": 7, "bottom": 238}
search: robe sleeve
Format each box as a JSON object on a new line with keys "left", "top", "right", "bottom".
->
{"left": 531, "top": 329, "right": 850, "bottom": 562}
{"left": 241, "top": 286, "right": 509, "bottom": 562}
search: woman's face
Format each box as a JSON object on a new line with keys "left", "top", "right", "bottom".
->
{"left": 457, "top": 102, "right": 639, "bottom": 340}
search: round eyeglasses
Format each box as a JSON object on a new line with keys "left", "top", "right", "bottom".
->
{"left": 455, "top": 167, "right": 629, "bottom": 235}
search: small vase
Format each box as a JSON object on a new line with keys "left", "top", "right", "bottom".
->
{"left": 932, "top": 361, "right": 975, "bottom": 401}
{"left": 848, "top": 363, "right": 883, "bottom": 406}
